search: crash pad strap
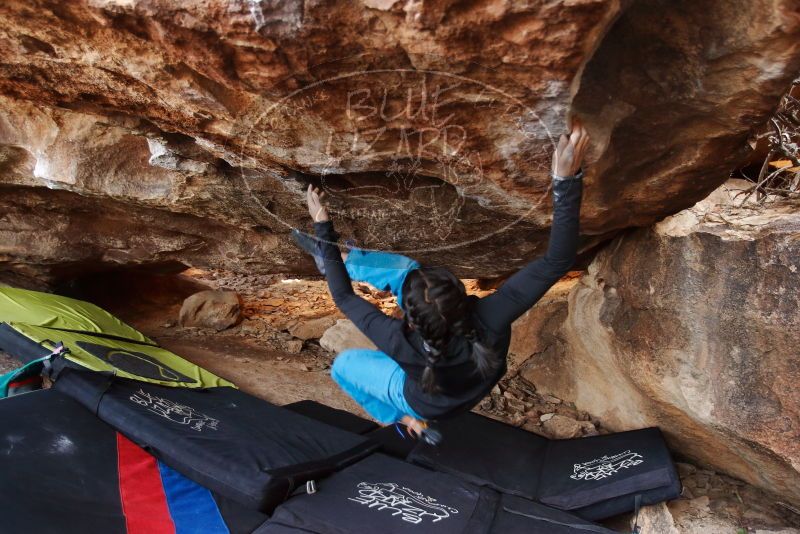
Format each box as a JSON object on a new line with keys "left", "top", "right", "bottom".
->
{"left": 501, "top": 506, "right": 617, "bottom": 533}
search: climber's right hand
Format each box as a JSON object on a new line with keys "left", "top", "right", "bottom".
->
{"left": 306, "top": 184, "right": 329, "bottom": 223}
{"left": 552, "top": 118, "right": 590, "bottom": 178}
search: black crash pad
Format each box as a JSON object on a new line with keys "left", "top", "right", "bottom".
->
{"left": 366, "top": 422, "right": 419, "bottom": 459}
{"left": 54, "top": 368, "right": 378, "bottom": 513}
{"left": 410, "top": 411, "right": 549, "bottom": 495}
{"left": 284, "top": 399, "right": 418, "bottom": 459}
{"left": 490, "top": 494, "right": 617, "bottom": 533}
{"left": 0, "top": 388, "right": 267, "bottom": 534}
{"left": 254, "top": 453, "right": 616, "bottom": 533}
{"left": 284, "top": 399, "right": 378, "bottom": 435}
{"left": 409, "top": 412, "right": 681, "bottom": 520}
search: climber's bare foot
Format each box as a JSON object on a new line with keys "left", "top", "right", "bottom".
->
{"left": 400, "top": 416, "right": 442, "bottom": 445}
{"left": 400, "top": 415, "right": 426, "bottom": 436}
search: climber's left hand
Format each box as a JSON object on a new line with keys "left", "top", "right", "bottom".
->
{"left": 306, "top": 184, "right": 329, "bottom": 223}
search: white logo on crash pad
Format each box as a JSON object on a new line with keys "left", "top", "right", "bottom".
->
{"left": 570, "top": 450, "right": 644, "bottom": 481}
{"left": 349, "top": 482, "right": 459, "bottom": 524}
{"left": 130, "top": 389, "right": 219, "bottom": 432}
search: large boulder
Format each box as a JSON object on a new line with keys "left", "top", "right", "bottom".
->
{"left": 179, "top": 289, "right": 242, "bottom": 331}
{"left": 521, "top": 180, "right": 800, "bottom": 504}
{"left": 2, "top": 0, "right": 800, "bottom": 285}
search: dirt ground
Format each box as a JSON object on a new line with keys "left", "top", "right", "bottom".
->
{"left": 0, "top": 352, "right": 18, "bottom": 375}
{"left": 156, "top": 333, "right": 365, "bottom": 414}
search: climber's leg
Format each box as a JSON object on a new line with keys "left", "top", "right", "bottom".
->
{"left": 344, "top": 249, "right": 420, "bottom": 307}
{"left": 330, "top": 348, "right": 422, "bottom": 425}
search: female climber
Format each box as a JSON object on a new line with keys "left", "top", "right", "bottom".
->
{"left": 292, "top": 120, "right": 589, "bottom": 445}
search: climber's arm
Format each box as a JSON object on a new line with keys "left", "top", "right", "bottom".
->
{"left": 475, "top": 121, "right": 588, "bottom": 332}
{"left": 307, "top": 186, "right": 406, "bottom": 355}
{"left": 474, "top": 176, "right": 582, "bottom": 330}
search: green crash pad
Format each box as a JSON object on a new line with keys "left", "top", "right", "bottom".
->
{"left": 0, "top": 287, "right": 232, "bottom": 389}
{"left": 0, "top": 286, "right": 154, "bottom": 345}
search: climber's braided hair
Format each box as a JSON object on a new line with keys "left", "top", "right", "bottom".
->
{"left": 401, "top": 266, "right": 501, "bottom": 393}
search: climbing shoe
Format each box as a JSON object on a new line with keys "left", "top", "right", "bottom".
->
{"left": 420, "top": 426, "right": 443, "bottom": 446}
{"left": 405, "top": 420, "right": 443, "bottom": 447}
{"left": 291, "top": 228, "right": 326, "bottom": 275}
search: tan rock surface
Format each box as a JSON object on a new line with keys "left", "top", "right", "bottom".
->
{"left": 2, "top": 0, "right": 800, "bottom": 285}
{"left": 287, "top": 316, "right": 338, "bottom": 341}
{"left": 319, "top": 319, "right": 378, "bottom": 354}
{"left": 522, "top": 181, "right": 800, "bottom": 504}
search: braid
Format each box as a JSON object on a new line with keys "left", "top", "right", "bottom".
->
{"left": 402, "top": 267, "right": 503, "bottom": 393}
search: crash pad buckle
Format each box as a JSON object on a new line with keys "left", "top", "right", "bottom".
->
{"left": 306, "top": 480, "right": 317, "bottom": 494}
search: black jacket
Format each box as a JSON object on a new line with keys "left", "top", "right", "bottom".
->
{"left": 315, "top": 176, "right": 583, "bottom": 419}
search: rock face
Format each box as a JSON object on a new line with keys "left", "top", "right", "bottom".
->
{"left": 287, "top": 316, "right": 338, "bottom": 341}
{"left": 319, "top": 319, "right": 377, "bottom": 354}
{"left": 179, "top": 289, "right": 242, "bottom": 331}
{"left": 521, "top": 180, "right": 800, "bottom": 504}
{"left": 508, "top": 276, "right": 576, "bottom": 373}
{"left": 2, "top": 0, "right": 800, "bottom": 285}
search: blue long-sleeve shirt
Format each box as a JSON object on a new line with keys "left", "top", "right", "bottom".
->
{"left": 315, "top": 176, "right": 583, "bottom": 419}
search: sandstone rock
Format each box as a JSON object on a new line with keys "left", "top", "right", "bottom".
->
{"left": 319, "top": 319, "right": 377, "bottom": 354}
{"left": 240, "top": 319, "right": 268, "bottom": 337}
{"left": 280, "top": 338, "right": 304, "bottom": 355}
{"left": 0, "top": 352, "right": 18, "bottom": 375}
{"left": 178, "top": 290, "right": 242, "bottom": 331}
{"left": 541, "top": 414, "right": 584, "bottom": 439}
{"left": 2, "top": 0, "right": 800, "bottom": 285}
{"left": 523, "top": 181, "right": 800, "bottom": 504}
{"left": 287, "top": 315, "right": 338, "bottom": 341}
{"left": 508, "top": 277, "right": 575, "bottom": 374}
{"left": 667, "top": 497, "right": 746, "bottom": 534}
{"left": 522, "top": 421, "right": 541, "bottom": 433}
{"left": 617, "top": 468, "right": 800, "bottom": 533}
{"left": 676, "top": 462, "right": 697, "bottom": 478}
{"left": 633, "top": 502, "right": 680, "bottom": 534}
{"left": 540, "top": 394, "right": 563, "bottom": 405}
{"left": 635, "top": 497, "right": 786, "bottom": 534}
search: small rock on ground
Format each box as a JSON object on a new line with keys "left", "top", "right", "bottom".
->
{"left": 320, "top": 319, "right": 377, "bottom": 353}
{"left": 541, "top": 414, "right": 595, "bottom": 439}
{"left": 288, "top": 315, "right": 337, "bottom": 340}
